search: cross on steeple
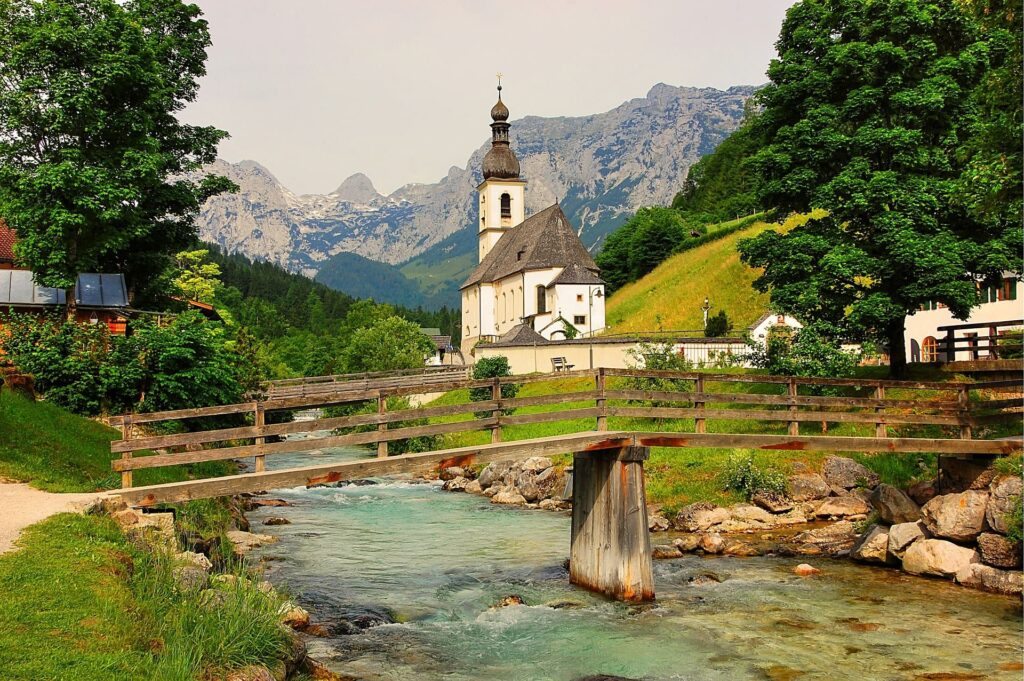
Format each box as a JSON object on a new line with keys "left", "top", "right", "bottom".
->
{"left": 496, "top": 72, "right": 503, "bottom": 93}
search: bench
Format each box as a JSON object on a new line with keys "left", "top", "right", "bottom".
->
{"left": 551, "top": 357, "right": 575, "bottom": 372}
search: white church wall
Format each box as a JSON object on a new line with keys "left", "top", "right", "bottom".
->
{"left": 552, "top": 283, "right": 606, "bottom": 337}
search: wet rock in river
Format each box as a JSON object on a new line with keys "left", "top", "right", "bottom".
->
{"left": 263, "top": 517, "right": 291, "bottom": 526}
{"left": 648, "top": 512, "right": 671, "bottom": 531}
{"left": 652, "top": 544, "right": 683, "bottom": 559}
{"left": 902, "top": 539, "right": 979, "bottom": 578}
{"left": 226, "top": 530, "right": 279, "bottom": 557}
{"left": 921, "top": 491, "right": 989, "bottom": 542}
{"left": 491, "top": 594, "right": 526, "bottom": 609}
{"left": 243, "top": 497, "right": 292, "bottom": 511}
{"left": 439, "top": 466, "right": 466, "bottom": 481}
{"left": 687, "top": 571, "right": 724, "bottom": 586}
{"left": 887, "top": 521, "right": 929, "bottom": 558}
{"left": 673, "top": 534, "right": 701, "bottom": 552}
{"left": 463, "top": 479, "right": 483, "bottom": 494}
{"left": 790, "top": 521, "right": 857, "bottom": 555}
{"left": 441, "top": 476, "right": 470, "bottom": 492}
{"left": 793, "top": 563, "right": 820, "bottom": 576}
{"left": 490, "top": 487, "right": 527, "bottom": 506}
{"left": 870, "top": 483, "right": 921, "bottom": 524}
{"left": 955, "top": 562, "right": 1024, "bottom": 595}
{"left": 698, "top": 532, "right": 725, "bottom": 554}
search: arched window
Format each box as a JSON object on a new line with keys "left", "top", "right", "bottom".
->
{"left": 500, "top": 193, "right": 511, "bottom": 219}
{"left": 922, "top": 336, "right": 938, "bottom": 362}
{"left": 501, "top": 293, "right": 506, "bottom": 322}
{"left": 536, "top": 285, "right": 547, "bottom": 314}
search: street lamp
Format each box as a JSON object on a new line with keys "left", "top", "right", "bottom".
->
{"left": 588, "top": 287, "right": 604, "bottom": 369}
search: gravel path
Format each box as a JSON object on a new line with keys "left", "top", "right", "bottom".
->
{"left": 0, "top": 482, "right": 104, "bottom": 554}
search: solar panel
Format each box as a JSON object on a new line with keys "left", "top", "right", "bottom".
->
{"left": 77, "top": 273, "right": 102, "bottom": 306}
{"left": 98, "top": 273, "right": 128, "bottom": 306}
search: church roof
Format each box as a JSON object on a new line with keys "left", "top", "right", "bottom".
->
{"left": 547, "top": 263, "right": 604, "bottom": 287}
{"left": 461, "top": 203, "right": 599, "bottom": 288}
{"left": 492, "top": 323, "right": 548, "bottom": 346}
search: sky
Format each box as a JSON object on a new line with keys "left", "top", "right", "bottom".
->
{"left": 180, "top": 0, "right": 796, "bottom": 196}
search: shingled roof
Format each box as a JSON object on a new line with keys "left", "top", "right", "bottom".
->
{"left": 0, "top": 220, "right": 15, "bottom": 263}
{"left": 546, "top": 263, "right": 603, "bottom": 287}
{"left": 490, "top": 323, "right": 548, "bottom": 346}
{"left": 461, "top": 203, "right": 599, "bottom": 289}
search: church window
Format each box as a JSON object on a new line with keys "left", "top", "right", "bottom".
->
{"left": 501, "top": 293, "right": 506, "bottom": 322}
{"left": 574, "top": 315, "right": 586, "bottom": 325}
{"left": 536, "top": 286, "right": 547, "bottom": 313}
{"left": 500, "top": 193, "right": 511, "bottom": 218}
{"left": 922, "top": 336, "right": 938, "bottom": 362}
{"left": 576, "top": 294, "right": 583, "bottom": 303}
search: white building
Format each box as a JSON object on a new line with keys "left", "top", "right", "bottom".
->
{"left": 747, "top": 312, "right": 803, "bottom": 342}
{"left": 904, "top": 274, "right": 1022, "bottom": 362}
{"left": 460, "top": 87, "right": 605, "bottom": 357}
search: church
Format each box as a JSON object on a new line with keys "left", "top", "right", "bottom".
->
{"left": 460, "top": 86, "right": 606, "bottom": 357}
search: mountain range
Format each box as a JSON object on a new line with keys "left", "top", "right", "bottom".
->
{"left": 196, "top": 83, "right": 757, "bottom": 308}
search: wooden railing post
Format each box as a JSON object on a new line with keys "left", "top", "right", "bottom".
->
{"left": 254, "top": 401, "right": 266, "bottom": 472}
{"left": 787, "top": 378, "right": 799, "bottom": 436}
{"left": 958, "top": 385, "right": 972, "bottom": 440}
{"left": 596, "top": 368, "right": 608, "bottom": 431}
{"left": 694, "top": 374, "right": 706, "bottom": 434}
{"left": 944, "top": 328, "right": 956, "bottom": 363}
{"left": 491, "top": 377, "right": 502, "bottom": 443}
{"left": 377, "top": 393, "right": 388, "bottom": 458}
{"left": 874, "top": 384, "right": 886, "bottom": 439}
{"left": 120, "top": 415, "right": 133, "bottom": 489}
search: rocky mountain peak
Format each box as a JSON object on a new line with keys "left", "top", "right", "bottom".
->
{"left": 332, "top": 173, "right": 381, "bottom": 204}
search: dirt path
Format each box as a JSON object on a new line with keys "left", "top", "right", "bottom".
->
{"left": 0, "top": 482, "right": 105, "bottom": 554}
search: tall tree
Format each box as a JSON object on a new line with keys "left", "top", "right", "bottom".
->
{"left": 738, "top": 0, "right": 1017, "bottom": 376}
{"left": 0, "top": 0, "right": 233, "bottom": 312}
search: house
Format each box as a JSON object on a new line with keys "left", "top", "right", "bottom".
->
{"left": 0, "top": 221, "right": 130, "bottom": 334}
{"left": 747, "top": 312, "right": 803, "bottom": 341}
{"left": 419, "top": 327, "right": 461, "bottom": 366}
{"left": 905, "top": 274, "right": 1022, "bottom": 363}
{"left": 460, "top": 86, "right": 606, "bottom": 356}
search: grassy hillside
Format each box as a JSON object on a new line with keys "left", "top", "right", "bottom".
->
{"left": 605, "top": 211, "right": 823, "bottom": 334}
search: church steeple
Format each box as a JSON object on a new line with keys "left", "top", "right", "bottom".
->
{"left": 482, "top": 79, "right": 520, "bottom": 180}
{"left": 477, "top": 77, "right": 527, "bottom": 263}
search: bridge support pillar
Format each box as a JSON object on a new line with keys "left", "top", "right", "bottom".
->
{"left": 569, "top": 446, "right": 654, "bottom": 602}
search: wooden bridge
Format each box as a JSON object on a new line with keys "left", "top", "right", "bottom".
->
{"left": 107, "top": 368, "right": 1021, "bottom": 602}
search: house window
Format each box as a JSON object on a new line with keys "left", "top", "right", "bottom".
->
{"left": 1001, "top": 278, "right": 1017, "bottom": 301}
{"left": 576, "top": 294, "right": 583, "bottom": 303}
{"left": 922, "top": 336, "right": 938, "bottom": 362}
{"left": 536, "top": 286, "right": 547, "bottom": 314}
{"left": 500, "top": 193, "right": 511, "bottom": 218}
{"left": 574, "top": 315, "right": 586, "bottom": 325}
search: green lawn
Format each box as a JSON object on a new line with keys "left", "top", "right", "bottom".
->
{"left": 0, "top": 389, "right": 232, "bottom": 493}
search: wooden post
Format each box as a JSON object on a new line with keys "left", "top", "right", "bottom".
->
{"left": 377, "top": 394, "right": 388, "bottom": 458}
{"left": 491, "top": 377, "right": 502, "bottom": 444}
{"left": 958, "top": 385, "right": 972, "bottom": 440}
{"left": 595, "top": 368, "right": 607, "bottom": 431}
{"left": 120, "top": 415, "right": 133, "bottom": 489}
{"left": 787, "top": 378, "right": 799, "bottom": 436}
{"left": 694, "top": 374, "right": 706, "bottom": 434}
{"left": 569, "top": 446, "right": 654, "bottom": 602}
{"left": 944, "top": 328, "right": 956, "bottom": 363}
{"left": 254, "top": 402, "right": 266, "bottom": 472}
{"left": 874, "top": 385, "right": 886, "bottom": 439}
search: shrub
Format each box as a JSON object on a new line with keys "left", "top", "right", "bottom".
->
{"left": 1005, "top": 496, "right": 1023, "bottom": 544}
{"left": 704, "top": 310, "right": 733, "bottom": 338}
{"left": 341, "top": 315, "right": 435, "bottom": 373}
{"left": 720, "top": 452, "right": 788, "bottom": 499}
{"left": 470, "top": 356, "right": 520, "bottom": 416}
{"left": 624, "top": 341, "right": 693, "bottom": 404}
{"left": 744, "top": 324, "right": 858, "bottom": 393}
{"left": 997, "top": 329, "right": 1023, "bottom": 359}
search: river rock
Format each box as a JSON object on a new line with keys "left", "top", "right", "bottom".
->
{"left": 788, "top": 473, "right": 830, "bottom": 501}
{"left": 648, "top": 513, "right": 671, "bottom": 532}
{"left": 976, "top": 532, "right": 1023, "bottom": 569}
{"left": 907, "top": 479, "right": 938, "bottom": 506}
{"left": 177, "top": 550, "right": 213, "bottom": 571}
{"left": 729, "top": 504, "right": 774, "bottom": 524}
{"left": 477, "top": 462, "right": 509, "bottom": 489}
{"left": 688, "top": 571, "right": 724, "bottom": 585}
{"left": 172, "top": 565, "right": 208, "bottom": 592}
{"left": 814, "top": 495, "right": 871, "bottom": 518}
{"left": 723, "top": 540, "right": 761, "bottom": 556}
{"left": 652, "top": 544, "right": 683, "bottom": 559}
{"left": 226, "top": 530, "right": 279, "bottom": 557}
{"left": 850, "top": 525, "right": 891, "bottom": 564}
{"left": 279, "top": 603, "right": 310, "bottom": 630}
{"left": 263, "top": 517, "right": 291, "bottom": 526}
{"left": 902, "top": 539, "right": 979, "bottom": 578}
{"left": 698, "top": 532, "right": 725, "bottom": 554}
{"left": 921, "top": 491, "right": 989, "bottom": 542}
{"left": 538, "top": 498, "right": 568, "bottom": 511}
{"left": 673, "top": 534, "right": 701, "bottom": 552}
{"left": 752, "top": 490, "right": 793, "bottom": 514}
{"left": 870, "top": 483, "right": 921, "bottom": 524}
{"left": 887, "top": 521, "right": 929, "bottom": 558}
{"left": 464, "top": 479, "right": 483, "bottom": 494}
{"left": 491, "top": 595, "right": 526, "bottom": 609}
{"left": 439, "top": 466, "right": 466, "bottom": 481}
{"left": 986, "top": 475, "right": 1022, "bottom": 535}
{"left": 491, "top": 487, "right": 527, "bottom": 506}
{"left": 521, "top": 456, "right": 553, "bottom": 473}
{"left": 822, "top": 456, "right": 879, "bottom": 490}
{"left": 515, "top": 474, "right": 543, "bottom": 502}
{"left": 442, "top": 476, "right": 470, "bottom": 492}
{"left": 793, "top": 563, "right": 820, "bottom": 576}
{"left": 955, "top": 563, "right": 1024, "bottom": 595}
{"left": 675, "top": 502, "right": 729, "bottom": 532}
{"left": 791, "top": 521, "right": 857, "bottom": 555}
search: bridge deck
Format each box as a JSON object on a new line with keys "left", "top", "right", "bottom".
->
{"left": 113, "top": 430, "right": 1022, "bottom": 506}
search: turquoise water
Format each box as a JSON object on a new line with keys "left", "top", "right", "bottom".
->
{"left": 252, "top": 447, "right": 1022, "bottom": 681}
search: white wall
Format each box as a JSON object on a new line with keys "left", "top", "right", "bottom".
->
{"left": 552, "top": 283, "right": 606, "bottom": 338}
{"left": 478, "top": 178, "right": 526, "bottom": 261}
{"left": 749, "top": 313, "right": 803, "bottom": 341}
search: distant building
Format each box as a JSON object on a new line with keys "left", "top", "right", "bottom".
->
{"left": 460, "top": 86, "right": 606, "bottom": 357}
{"left": 747, "top": 312, "right": 803, "bottom": 342}
{"left": 905, "top": 274, "right": 1022, "bottom": 362}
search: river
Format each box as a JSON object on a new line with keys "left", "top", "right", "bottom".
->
{"left": 250, "top": 446, "right": 1022, "bottom": 681}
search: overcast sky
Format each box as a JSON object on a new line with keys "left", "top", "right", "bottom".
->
{"left": 180, "top": 0, "right": 795, "bottom": 196}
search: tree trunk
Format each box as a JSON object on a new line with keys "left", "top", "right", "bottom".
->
{"left": 888, "top": 317, "right": 907, "bottom": 379}
{"left": 65, "top": 282, "right": 77, "bottom": 321}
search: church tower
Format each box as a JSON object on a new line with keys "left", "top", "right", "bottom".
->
{"left": 477, "top": 82, "right": 526, "bottom": 262}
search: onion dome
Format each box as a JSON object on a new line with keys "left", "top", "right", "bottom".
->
{"left": 490, "top": 88, "right": 509, "bottom": 122}
{"left": 482, "top": 84, "right": 520, "bottom": 180}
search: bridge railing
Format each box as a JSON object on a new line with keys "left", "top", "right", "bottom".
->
{"left": 108, "top": 368, "right": 1022, "bottom": 489}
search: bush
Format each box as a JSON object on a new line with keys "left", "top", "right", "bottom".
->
{"left": 704, "top": 310, "right": 733, "bottom": 338}
{"left": 624, "top": 341, "right": 693, "bottom": 404}
{"left": 1005, "top": 496, "right": 1023, "bottom": 544}
{"left": 470, "top": 356, "right": 520, "bottom": 416}
{"left": 720, "top": 452, "right": 788, "bottom": 499}
{"left": 744, "top": 324, "right": 858, "bottom": 393}
{"left": 341, "top": 315, "right": 434, "bottom": 373}
{"left": 997, "top": 329, "right": 1023, "bottom": 359}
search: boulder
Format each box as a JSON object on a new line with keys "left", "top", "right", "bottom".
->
{"left": 439, "top": 466, "right": 466, "bottom": 481}
{"left": 821, "top": 456, "right": 879, "bottom": 490}
{"left": 955, "top": 563, "right": 1024, "bottom": 595}
{"left": 772, "top": 510, "right": 810, "bottom": 526}
{"left": 263, "top": 517, "right": 291, "bottom": 526}
{"left": 652, "top": 544, "right": 683, "bottom": 559}
{"left": 538, "top": 498, "right": 568, "bottom": 511}
{"left": 986, "top": 475, "right": 1023, "bottom": 535}
{"left": 887, "top": 521, "right": 929, "bottom": 558}
{"left": 907, "top": 479, "right": 937, "bottom": 506}
{"left": 814, "top": 495, "right": 871, "bottom": 518}
{"left": 673, "top": 534, "right": 701, "bottom": 552}
{"left": 477, "top": 462, "right": 510, "bottom": 489}
{"left": 723, "top": 541, "right": 761, "bottom": 556}
{"left": 793, "top": 563, "right": 820, "bottom": 576}
{"left": 850, "top": 525, "right": 891, "bottom": 564}
{"left": 921, "top": 491, "right": 989, "bottom": 542}
{"left": 515, "top": 474, "right": 543, "bottom": 502}
{"left": 752, "top": 491, "right": 793, "bottom": 514}
{"left": 902, "top": 539, "right": 979, "bottom": 578}
{"left": 675, "top": 502, "right": 729, "bottom": 532}
{"left": 482, "top": 485, "right": 501, "bottom": 498}
{"left": 491, "top": 594, "right": 526, "bottom": 609}
{"left": 442, "top": 476, "right": 470, "bottom": 492}
{"left": 491, "top": 488, "right": 527, "bottom": 506}
{"left": 976, "top": 532, "right": 1022, "bottom": 569}
{"left": 521, "top": 456, "right": 553, "bottom": 473}
{"left": 172, "top": 565, "right": 208, "bottom": 592}
{"left": 463, "top": 479, "right": 483, "bottom": 494}
{"left": 698, "top": 532, "right": 725, "bottom": 554}
{"left": 279, "top": 603, "right": 310, "bottom": 630}
{"left": 177, "top": 551, "right": 213, "bottom": 571}
{"left": 788, "top": 473, "right": 831, "bottom": 501}
{"left": 648, "top": 513, "right": 671, "bottom": 532}
{"left": 869, "top": 483, "right": 921, "bottom": 524}
{"left": 791, "top": 521, "right": 858, "bottom": 555}
{"left": 729, "top": 504, "right": 774, "bottom": 524}
{"left": 226, "top": 530, "right": 278, "bottom": 557}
